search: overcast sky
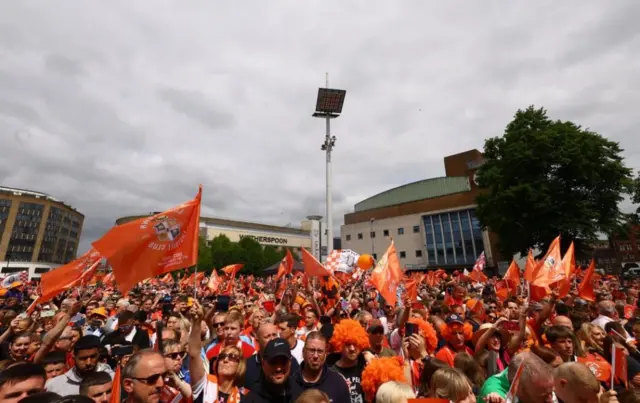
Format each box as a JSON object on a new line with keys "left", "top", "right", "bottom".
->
{"left": 1, "top": 1, "right": 639, "bottom": 254}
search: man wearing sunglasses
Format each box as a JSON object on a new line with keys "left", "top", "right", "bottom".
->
{"left": 366, "top": 319, "right": 395, "bottom": 358}
{"left": 46, "top": 335, "right": 114, "bottom": 396}
{"left": 123, "top": 350, "right": 169, "bottom": 403}
{"left": 245, "top": 338, "right": 303, "bottom": 403}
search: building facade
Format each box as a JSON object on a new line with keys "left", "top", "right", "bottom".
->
{"left": 0, "top": 186, "right": 84, "bottom": 279}
{"left": 341, "top": 150, "right": 504, "bottom": 272}
{"left": 116, "top": 214, "right": 331, "bottom": 260}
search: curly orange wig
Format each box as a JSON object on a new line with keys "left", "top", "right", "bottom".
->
{"left": 330, "top": 319, "right": 370, "bottom": 352}
{"left": 361, "top": 357, "right": 407, "bottom": 401}
{"left": 439, "top": 321, "right": 473, "bottom": 342}
{"left": 408, "top": 318, "right": 438, "bottom": 353}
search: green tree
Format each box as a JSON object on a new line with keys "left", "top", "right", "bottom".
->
{"left": 238, "top": 237, "right": 266, "bottom": 274}
{"left": 197, "top": 236, "right": 213, "bottom": 271}
{"left": 475, "top": 105, "right": 633, "bottom": 257}
{"left": 263, "top": 246, "right": 282, "bottom": 267}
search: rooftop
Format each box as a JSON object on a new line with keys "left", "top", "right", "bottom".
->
{"left": 0, "top": 186, "right": 82, "bottom": 214}
{"left": 354, "top": 176, "right": 471, "bottom": 212}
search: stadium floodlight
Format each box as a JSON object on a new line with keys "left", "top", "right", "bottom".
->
{"left": 312, "top": 74, "right": 347, "bottom": 259}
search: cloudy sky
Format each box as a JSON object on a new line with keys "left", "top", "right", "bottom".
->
{"left": 1, "top": 1, "right": 639, "bottom": 254}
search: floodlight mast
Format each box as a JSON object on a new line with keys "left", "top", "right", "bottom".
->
{"left": 312, "top": 73, "right": 346, "bottom": 260}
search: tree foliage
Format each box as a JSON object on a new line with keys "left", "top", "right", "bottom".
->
{"left": 475, "top": 105, "right": 633, "bottom": 257}
{"left": 197, "top": 234, "right": 296, "bottom": 275}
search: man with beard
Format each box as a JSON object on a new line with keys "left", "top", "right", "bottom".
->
{"left": 294, "top": 331, "right": 350, "bottom": 403}
{"left": 46, "top": 335, "right": 114, "bottom": 396}
{"left": 245, "top": 338, "right": 303, "bottom": 403}
{"left": 330, "top": 319, "right": 370, "bottom": 403}
{"left": 102, "top": 311, "right": 151, "bottom": 351}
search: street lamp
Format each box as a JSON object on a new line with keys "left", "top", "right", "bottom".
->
{"left": 313, "top": 73, "right": 346, "bottom": 258}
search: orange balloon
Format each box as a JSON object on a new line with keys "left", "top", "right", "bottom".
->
{"left": 358, "top": 254, "right": 375, "bottom": 270}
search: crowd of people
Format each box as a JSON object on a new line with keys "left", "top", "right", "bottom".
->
{"left": 0, "top": 268, "right": 639, "bottom": 403}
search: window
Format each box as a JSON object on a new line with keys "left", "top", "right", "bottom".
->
{"left": 345, "top": 234, "right": 351, "bottom": 241}
{"left": 413, "top": 225, "right": 420, "bottom": 233}
{"left": 415, "top": 250, "right": 423, "bottom": 258}
{"left": 399, "top": 251, "right": 406, "bottom": 259}
{"left": 357, "top": 233, "right": 363, "bottom": 240}
{"left": 370, "top": 231, "right": 376, "bottom": 238}
{"left": 398, "top": 228, "right": 404, "bottom": 235}
{"left": 34, "top": 267, "right": 50, "bottom": 274}
{"left": 383, "top": 229, "right": 389, "bottom": 237}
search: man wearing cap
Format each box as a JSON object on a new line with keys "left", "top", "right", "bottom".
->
{"left": 434, "top": 314, "right": 473, "bottom": 366}
{"left": 46, "top": 335, "right": 114, "bottom": 396}
{"left": 245, "top": 337, "right": 303, "bottom": 403}
{"left": 366, "top": 319, "right": 395, "bottom": 358}
{"left": 85, "top": 308, "right": 109, "bottom": 339}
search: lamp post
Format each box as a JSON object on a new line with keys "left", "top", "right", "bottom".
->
{"left": 312, "top": 73, "right": 346, "bottom": 259}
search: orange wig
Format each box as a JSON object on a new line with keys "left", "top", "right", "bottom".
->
{"left": 361, "top": 356, "right": 407, "bottom": 401}
{"left": 408, "top": 318, "right": 438, "bottom": 353}
{"left": 331, "top": 319, "right": 370, "bottom": 352}
{"left": 439, "top": 321, "right": 473, "bottom": 342}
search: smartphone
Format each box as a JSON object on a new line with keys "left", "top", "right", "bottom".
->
{"left": 216, "top": 295, "right": 230, "bottom": 312}
{"left": 111, "top": 345, "right": 134, "bottom": 356}
{"left": 500, "top": 321, "right": 520, "bottom": 332}
{"left": 405, "top": 322, "right": 418, "bottom": 337}
{"left": 40, "top": 310, "right": 55, "bottom": 318}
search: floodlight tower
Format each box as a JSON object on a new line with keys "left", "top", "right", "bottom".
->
{"left": 312, "top": 73, "right": 346, "bottom": 259}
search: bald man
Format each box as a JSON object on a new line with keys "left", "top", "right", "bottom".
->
{"left": 553, "top": 362, "right": 600, "bottom": 403}
{"left": 552, "top": 315, "right": 574, "bottom": 331}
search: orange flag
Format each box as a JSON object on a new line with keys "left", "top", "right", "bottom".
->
{"left": 160, "top": 273, "right": 174, "bottom": 284}
{"left": 39, "top": 248, "right": 103, "bottom": 303}
{"left": 523, "top": 249, "right": 536, "bottom": 282}
{"left": 504, "top": 259, "right": 521, "bottom": 295}
{"left": 469, "top": 251, "right": 488, "bottom": 283}
{"left": 109, "top": 365, "right": 121, "bottom": 403}
{"left": 208, "top": 270, "right": 221, "bottom": 292}
{"left": 612, "top": 344, "right": 628, "bottom": 388}
{"left": 369, "top": 241, "right": 403, "bottom": 306}
{"left": 221, "top": 264, "right": 243, "bottom": 277}
{"left": 555, "top": 241, "right": 575, "bottom": 298}
{"left": 494, "top": 280, "right": 510, "bottom": 302}
{"left": 578, "top": 259, "right": 596, "bottom": 302}
{"left": 276, "top": 249, "right": 294, "bottom": 281}
{"left": 93, "top": 186, "right": 202, "bottom": 293}
{"left": 531, "top": 236, "right": 562, "bottom": 290}
{"left": 301, "top": 248, "right": 332, "bottom": 277}
{"left": 404, "top": 278, "right": 418, "bottom": 303}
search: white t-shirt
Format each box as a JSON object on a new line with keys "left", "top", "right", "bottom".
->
{"left": 291, "top": 339, "right": 304, "bottom": 364}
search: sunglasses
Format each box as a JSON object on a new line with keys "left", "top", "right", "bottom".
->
{"left": 218, "top": 352, "right": 240, "bottom": 362}
{"left": 213, "top": 322, "right": 225, "bottom": 328}
{"left": 130, "top": 371, "right": 170, "bottom": 385}
{"left": 164, "top": 351, "right": 186, "bottom": 360}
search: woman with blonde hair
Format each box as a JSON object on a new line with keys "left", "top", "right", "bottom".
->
{"left": 576, "top": 322, "right": 606, "bottom": 356}
{"left": 189, "top": 301, "right": 247, "bottom": 403}
{"left": 430, "top": 367, "right": 476, "bottom": 403}
{"left": 375, "top": 381, "right": 416, "bottom": 403}
{"left": 295, "top": 389, "right": 331, "bottom": 403}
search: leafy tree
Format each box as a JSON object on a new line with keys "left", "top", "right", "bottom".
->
{"left": 475, "top": 105, "right": 633, "bottom": 257}
{"left": 196, "top": 236, "right": 213, "bottom": 271}
{"left": 263, "top": 246, "right": 282, "bottom": 267}
{"left": 238, "top": 237, "right": 266, "bottom": 274}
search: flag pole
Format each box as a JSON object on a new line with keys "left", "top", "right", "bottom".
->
{"left": 611, "top": 344, "right": 616, "bottom": 389}
{"left": 193, "top": 267, "right": 197, "bottom": 299}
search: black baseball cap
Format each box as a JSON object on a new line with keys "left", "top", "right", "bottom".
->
{"left": 262, "top": 338, "right": 291, "bottom": 362}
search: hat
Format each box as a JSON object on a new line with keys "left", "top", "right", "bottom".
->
{"left": 366, "top": 319, "right": 384, "bottom": 333}
{"left": 530, "top": 302, "right": 543, "bottom": 312}
{"left": 90, "top": 307, "right": 108, "bottom": 319}
{"left": 262, "top": 338, "right": 292, "bottom": 362}
{"left": 472, "top": 323, "right": 511, "bottom": 347}
{"left": 445, "top": 314, "right": 464, "bottom": 325}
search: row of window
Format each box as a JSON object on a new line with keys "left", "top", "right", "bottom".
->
{"left": 345, "top": 225, "right": 420, "bottom": 241}
{"left": 368, "top": 250, "right": 423, "bottom": 260}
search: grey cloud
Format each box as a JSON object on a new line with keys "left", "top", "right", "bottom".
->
{"left": 0, "top": 1, "right": 638, "bottom": 255}
{"left": 159, "top": 88, "right": 235, "bottom": 130}
{"left": 44, "top": 54, "right": 84, "bottom": 77}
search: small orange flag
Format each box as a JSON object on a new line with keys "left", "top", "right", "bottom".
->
{"left": 531, "top": 236, "right": 562, "bottom": 290}
{"left": 504, "top": 259, "right": 521, "bottom": 295}
{"left": 221, "top": 264, "right": 243, "bottom": 277}
{"left": 276, "top": 249, "right": 294, "bottom": 281}
{"left": 404, "top": 278, "right": 418, "bottom": 303}
{"left": 301, "top": 248, "right": 332, "bottom": 277}
{"left": 109, "top": 365, "right": 121, "bottom": 403}
{"left": 578, "top": 259, "right": 596, "bottom": 302}
{"left": 208, "top": 270, "right": 221, "bottom": 292}
{"left": 369, "top": 241, "right": 403, "bottom": 306}
{"left": 93, "top": 186, "right": 202, "bottom": 293}
{"left": 523, "top": 249, "right": 536, "bottom": 282}
{"left": 39, "top": 248, "right": 102, "bottom": 303}
{"left": 612, "top": 344, "right": 628, "bottom": 388}
{"left": 555, "top": 241, "right": 575, "bottom": 298}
